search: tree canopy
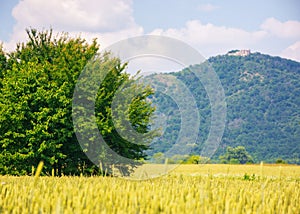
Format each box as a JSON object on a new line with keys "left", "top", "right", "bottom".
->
{"left": 219, "top": 146, "right": 254, "bottom": 164}
{"left": 0, "top": 29, "right": 156, "bottom": 175}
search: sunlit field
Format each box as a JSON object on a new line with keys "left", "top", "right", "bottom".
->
{"left": 172, "top": 163, "right": 300, "bottom": 178}
{"left": 1, "top": 164, "right": 299, "bottom": 213}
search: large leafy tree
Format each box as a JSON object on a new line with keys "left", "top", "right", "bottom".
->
{"left": 73, "top": 53, "right": 156, "bottom": 175}
{"left": 219, "top": 146, "right": 254, "bottom": 164}
{"left": 0, "top": 29, "right": 155, "bottom": 175}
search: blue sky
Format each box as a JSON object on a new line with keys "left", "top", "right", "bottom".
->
{"left": 1, "top": 0, "right": 300, "bottom": 61}
{"left": 133, "top": 0, "right": 299, "bottom": 32}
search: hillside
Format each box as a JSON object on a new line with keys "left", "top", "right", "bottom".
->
{"left": 145, "top": 52, "right": 300, "bottom": 163}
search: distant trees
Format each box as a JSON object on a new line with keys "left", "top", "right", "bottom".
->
{"left": 0, "top": 29, "right": 156, "bottom": 175}
{"left": 152, "top": 152, "right": 165, "bottom": 164}
{"left": 275, "top": 158, "right": 287, "bottom": 164}
{"left": 151, "top": 153, "right": 210, "bottom": 164}
{"left": 183, "top": 155, "right": 210, "bottom": 164}
{"left": 219, "top": 146, "right": 254, "bottom": 164}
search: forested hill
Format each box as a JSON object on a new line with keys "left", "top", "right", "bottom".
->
{"left": 147, "top": 52, "right": 300, "bottom": 163}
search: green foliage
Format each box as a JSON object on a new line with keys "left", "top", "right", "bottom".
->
{"left": 167, "top": 154, "right": 188, "bottom": 164}
{"left": 150, "top": 153, "right": 209, "bottom": 164}
{"left": 227, "top": 50, "right": 239, "bottom": 54}
{"left": 148, "top": 53, "right": 300, "bottom": 164}
{"left": 275, "top": 158, "right": 287, "bottom": 164}
{"left": 0, "top": 29, "right": 98, "bottom": 175}
{"left": 152, "top": 152, "right": 165, "bottom": 164}
{"left": 183, "top": 155, "right": 209, "bottom": 164}
{"left": 243, "top": 173, "right": 256, "bottom": 181}
{"left": 219, "top": 146, "right": 254, "bottom": 164}
{"left": 73, "top": 53, "right": 157, "bottom": 175}
{"left": 0, "top": 44, "right": 6, "bottom": 85}
{"left": 0, "top": 29, "right": 155, "bottom": 175}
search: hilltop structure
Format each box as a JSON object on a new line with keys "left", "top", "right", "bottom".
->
{"left": 228, "top": 49, "right": 251, "bottom": 56}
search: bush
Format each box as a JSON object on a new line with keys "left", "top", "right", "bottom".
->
{"left": 275, "top": 158, "right": 287, "bottom": 164}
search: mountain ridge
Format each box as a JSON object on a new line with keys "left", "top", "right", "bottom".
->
{"left": 145, "top": 51, "right": 300, "bottom": 163}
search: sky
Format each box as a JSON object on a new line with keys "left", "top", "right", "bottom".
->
{"left": 0, "top": 0, "right": 300, "bottom": 62}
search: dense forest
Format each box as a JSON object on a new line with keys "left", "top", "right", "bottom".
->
{"left": 146, "top": 52, "right": 300, "bottom": 164}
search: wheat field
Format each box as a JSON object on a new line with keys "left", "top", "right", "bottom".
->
{"left": 0, "top": 164, "right": 299, "bottom": 213}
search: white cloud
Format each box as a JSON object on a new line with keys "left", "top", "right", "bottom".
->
{"left": 197, "top": 3, "right": 219, "bottom": 12}
{"left": 261, "top": 17, "right": 300, "bottom": 39}
{"left": 150, "top": 18, "right": 300, "bottom": 61}
{"left": 150, "top": 20, "right": 267, "bottom": 57}
{"left": 281, "top": 41, "right": 300, "bottom": 62}
{"left": 12, "top": 0, "right": 136, "bottom": 32}
{"left": 73, "top": 26, "right": 144, "bottom": 50}
{"left": 3, "top": 0, "right": 143, "bottom": 52}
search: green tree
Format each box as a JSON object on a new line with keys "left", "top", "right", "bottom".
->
{"left": 219, "top": 146, "right": 254, "bottom": 164}
{"left": 183, "top": 155, "right": 209, "bottom": 164}
{"left": 152, "top": 152, "right": 165, "bottom": 164}
{"left": 275, "top": 158, "right": 287, "bottom": 164}
{"left": 0, "top": 29, "right": 155, "bottom": 175}
{"left": 0, "top": 29, "right": 98, "bottom": 175}
{"left": 168, "top": 154, "right": 188, "bottom": 164}
{"left": 73, "top": 53, "right": 156, "bottom": 175}
{"left": 0, "top": 44, "right": 6, "bottom": 82}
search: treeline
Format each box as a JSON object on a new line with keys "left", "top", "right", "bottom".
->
{"left": 151, "top": 146, "right": 255, "bottom": 164}
{"left": 151, "top": 146, "right": 291, "bottom": 165}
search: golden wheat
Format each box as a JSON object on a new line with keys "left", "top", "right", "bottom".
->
{"left": 0, "top": 164, "right": 299, "bottom": 213}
